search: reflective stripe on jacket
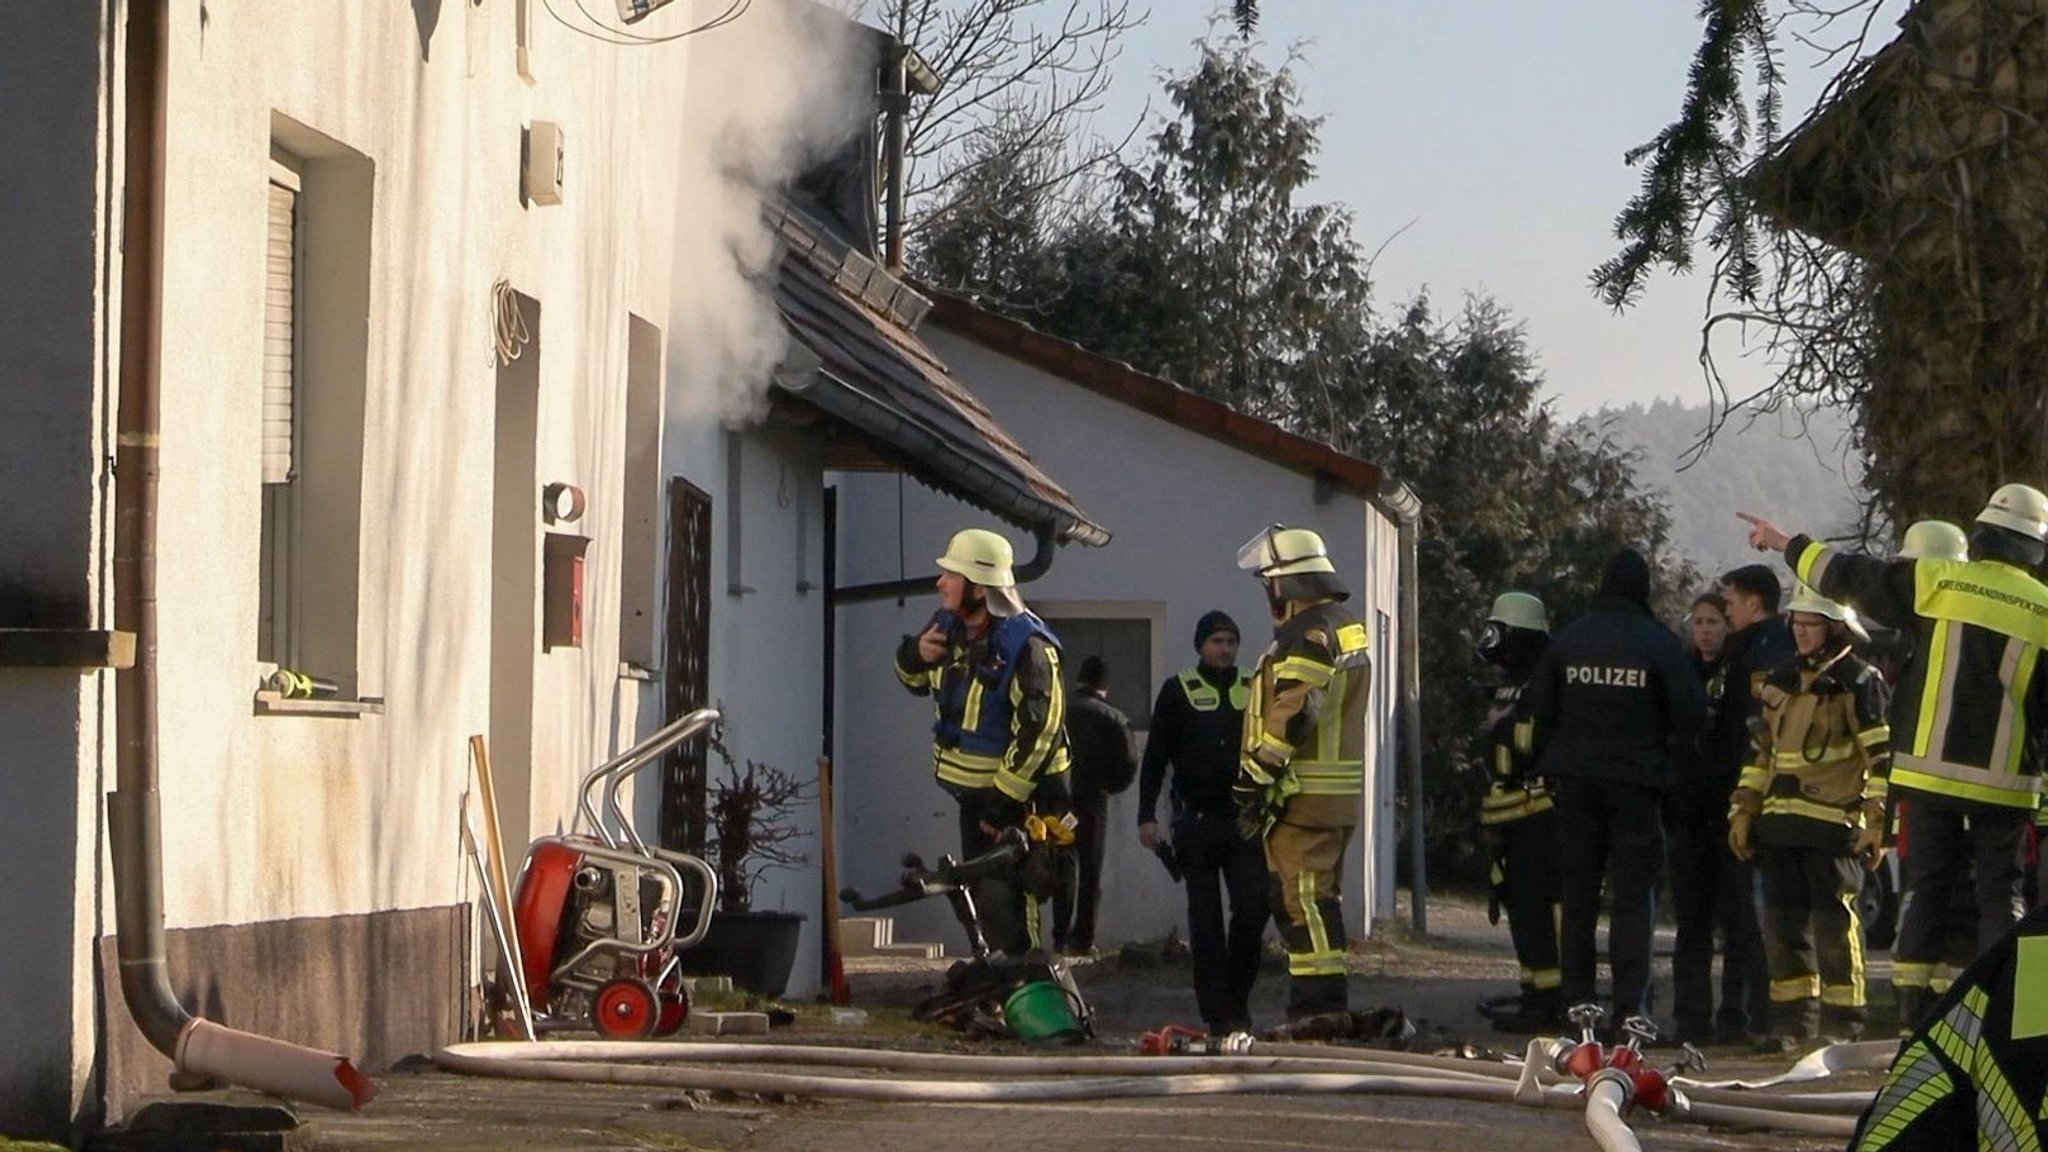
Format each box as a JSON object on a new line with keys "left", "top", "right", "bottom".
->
{"left": 1851, "top": 901, "right": 2048, "bottom": 1150}
{"left": 1481, "top": 681, "right": 1551, "bottom": 825}
{"left": 1740, "top": 648, "right": 1890, "bottom": 838}
{"left": 1793, "top": 538, "right": 2048, "bottom": 811}
{"left": 895, "top": 611, "right": 1071, "bottom": 799}
{"left": 1242, "top": 601, "right": 1371, "bottom": 796}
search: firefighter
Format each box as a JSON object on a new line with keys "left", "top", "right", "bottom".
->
{"left": 1137, "top": 610, "right": 1268, "bottom": 1035}
{"left": 1727, "top": 584, "right": 1889, "bottom": 1051}
{"left": 895, "top": 527, "right": 1072, "bottom": 956}
{"left": 1850, "top": 900, "right": 2048, "bottom": 1149}
{"left": 1741, "top": 483, "right": 2048, "bottom": 1033}
{"left": 1231, "top": 525, "right": 1371, "bottom": 1021}
{"left": 1474, "top": 591, "right": 1562, "bottom": 1032}
{"left": 1517, "top": 549, "right": 1709, "bottom": 1026}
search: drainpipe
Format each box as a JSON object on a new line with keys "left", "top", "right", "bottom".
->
{"left": 880, "top": 41, "right": 910, "bottom": 274}
{"left": 1374, "top": 478, "right": 1426, "bottom": 935}
{"left": 832, "top": 524, "right": 1055, "bottom": 606}
{"left": 109, "top": 0, "right": 373, "bottom": 1110}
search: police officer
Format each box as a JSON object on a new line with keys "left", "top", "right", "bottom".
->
{"left": 1475, "top": 591, "right": 1562, "bottom": 1032}
{"left": 1727, "top": 584, "right": 1888, "bottom": 1051}
{"left": 1137, "top": 610, "right": 1268, "bottom": 1034}
{"left": 895, "top": 527, "right": 1073, "bottom": 956}
{"left": 1232, "top": 526, "right": 1371, "bottom": 1021}
{"left": 1518, "top": 549, "right": 1709, "bottom": 1026}
{"left": 1742, "top": 483, "right": 2048, "bottom": 1031}
{"left": 1851, "top": 900, "right": 2048, "bottom": 1148}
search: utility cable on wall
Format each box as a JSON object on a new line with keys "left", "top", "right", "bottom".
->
{"left": 490, "top": 279, "right": 532, "bottom": 367}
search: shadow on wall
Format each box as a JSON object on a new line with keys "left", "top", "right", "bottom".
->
{"left": 412, "top": 0, "right": 442, "bottom": 61}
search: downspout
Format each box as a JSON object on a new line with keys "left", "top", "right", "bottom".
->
{"left": 109, "top": 0, "right": 373, "bottom": 1110}
{"left": 1374, "top": 478, "right": 1426, "bottom": 935}
{"left": 880, "top": 42, "right": 910, "bottom": 274}
{"left": 832, "top": 524, "right": 1056, "bottom": 606}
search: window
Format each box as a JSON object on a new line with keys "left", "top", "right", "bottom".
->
{"left": 1040, "top": 614, "right": 1156, "bottom": 729}
{"left": 258, "top": 117, "right": 373, "bottom": 702}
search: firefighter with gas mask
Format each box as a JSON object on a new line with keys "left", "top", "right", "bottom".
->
{"left": 895, "top": 527, "right": 1073, "bottom": 957}
{"left": 1232, "top": 525, "right": 1372, "bottom": 1020}
{"left": 1475, "top": 591, "right": 1562, "bottom": 1032}
{"left": 1727, "top": 584, "right": 1889, "bottom": 1051}
{"left": 1742, "top": 483, "right": 2048, "bottom": 1033}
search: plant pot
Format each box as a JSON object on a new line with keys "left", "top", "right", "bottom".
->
{"left": 678, "top": 909, "right": 806, "bottom": 997}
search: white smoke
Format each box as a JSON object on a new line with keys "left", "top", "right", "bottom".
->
{"left": 669, "top": 0, "right": 872, "bottom": 425}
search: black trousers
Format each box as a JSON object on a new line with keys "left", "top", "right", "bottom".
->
{"left": 1895, "top": 790, "right": 2030, "bottom": 979}
{"left": 954, "top": 797, "right": 1036, "bottom": 957}
{"left": 1498, "top": 807, "right": 1561, "bottom": 1000}
{"left": 1176, "top": 810, "right": 1270, "bottom": 1032}
{"left": 1053, "top": 792, "right": 1109, "bottom": 951}
{"left": 1554, "top": 777, "right": 1665, "bottom": 1021}
{"left": 1755, "top": 842, "right": 1866, "bottom": 1037}
{"left": 1666, "top": 789, "right": 1769, "bottom": 1039}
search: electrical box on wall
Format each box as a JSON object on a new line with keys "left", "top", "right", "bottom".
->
{"left": 523, "top": 120, "right": 564, "bottom": 206}
{"left": 542, "top": 533, "right": 588, "bottom": 651}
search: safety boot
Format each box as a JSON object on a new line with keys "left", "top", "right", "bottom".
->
{"left": 1894, "top": 985, "right": 1936, "bottom": 1037}
{"left": 1490, "top": 989, "right": 1563, "bottom": 1034}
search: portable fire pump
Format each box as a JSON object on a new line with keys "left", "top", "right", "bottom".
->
{"left": 508, "top": 708, "right": 721, "bottom": 1038}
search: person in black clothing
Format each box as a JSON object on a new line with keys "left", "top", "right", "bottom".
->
{"left": 1057, "top": 655, "right": 1136, "bottom": 955}
{"left": 1137, "top": 610, "right": 1268, "bottom": 1034}
{"left": 1667, "top": 565, "right": 1786, "bottom": 1044}
{"left": 1518, "top": 549, "right": 1709, "bottom": 1026}
{"left": 1475, "top": 591, "right": 1562, "bottom": 1032}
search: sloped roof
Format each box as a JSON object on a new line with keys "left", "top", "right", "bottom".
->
{"left": 922, "top": 292, "right": 1390, "bottom": 502}
{"left": 768, "top": 204, "right": 1110, "bottom": 547}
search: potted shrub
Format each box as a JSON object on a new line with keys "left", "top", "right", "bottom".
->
{"left": 677, "top": 733, "right": 812, "bottom": 997}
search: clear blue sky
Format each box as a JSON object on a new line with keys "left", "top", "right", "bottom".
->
{"left": 1090, "top": 2, "right": 1903, "bottom": 417}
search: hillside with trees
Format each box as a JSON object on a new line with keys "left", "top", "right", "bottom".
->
{"left": 1586, "top": 399, "right": 1869, "bottom": 595}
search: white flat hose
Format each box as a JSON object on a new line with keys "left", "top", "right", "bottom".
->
{"left": 1672, "top": 1095, "right": 1858, "bottom": 1136}
{"left": 436, "top": 1040, "right": 1587, "bottom": 1106}
{"left": 1583, "top": 1073, "right": 1643, "bottom": 1152}
{"left": 1678, "top": 1038, "right": 1897, "bottom": 1089}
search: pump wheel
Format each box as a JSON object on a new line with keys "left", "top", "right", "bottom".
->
{"left": 593, "top": 977, "right": 659, "bottom": 1039}
{"left": 654, "top": 994, "right": 688, "bottom": 1037}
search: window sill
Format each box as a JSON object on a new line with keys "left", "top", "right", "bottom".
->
{"left": 254, "top": 691, "right": 383, "bottom": 718}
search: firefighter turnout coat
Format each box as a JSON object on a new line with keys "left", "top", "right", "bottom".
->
{"left": 1742, "top": 648, "right": 1892, "bottom": 849}
{"left": 1788, "top": 536, "right": 2048, "bottom": 813}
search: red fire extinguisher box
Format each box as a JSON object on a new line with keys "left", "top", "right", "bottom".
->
{"left": 542, "top": 532, "right": 589, "bottom": 651}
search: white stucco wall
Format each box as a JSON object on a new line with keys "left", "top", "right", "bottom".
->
{"left": 830, "top": 330, "right": 1403, "bottom": 951}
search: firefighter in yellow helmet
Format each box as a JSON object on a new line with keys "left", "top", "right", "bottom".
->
{"left": 894, "top": 527, "right": 1072, "bottom": 956}
{"left": 1232, "top": 525, "right": 1371, "bottom": 1020}
{"left": 1742, "top": 482, "right": 2048, "bottom": 1034}
{"left": 1726, "top": 584, "right": 1889, "bottom": 1051}
{"left": 1475, "top": 591, "right": 1563, "bottom": 1032}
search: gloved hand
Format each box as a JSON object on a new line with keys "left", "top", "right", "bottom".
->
{"left": 1852, "top": 799, "right": 1887, "bottom": 872}
{"left": 1233, "top": 784, "right": 1270, "bottom": 843}
{"left": 1727, "top": 788, "right": 1761, "bottom": 862}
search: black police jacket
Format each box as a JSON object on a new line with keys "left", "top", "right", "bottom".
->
{"left": 1519, "top": 593, "right": 1710, "bottom": 789}
{"left": 1699, "top": 615, "right": 1793, "bottom": 789}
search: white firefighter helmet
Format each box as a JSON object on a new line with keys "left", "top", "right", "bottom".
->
{"left": 1786, "top": 582, "right": 1869, "bottom": 644}
{"left": 936, "top": 528, "right": 1016, "bottom": 587}
{"left": 1898, "top": 519, "right": 1968, "bottom": 561}
{"left": 1975, "top": 483, "right": 2048, "bottom": 543}
{"left": 1236, "top": 524, "right": 1335, "bottom": 577}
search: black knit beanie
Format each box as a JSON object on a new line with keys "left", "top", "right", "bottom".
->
{"left": 1600, "top": 549, "right": 1652, "bottom": 607}
{"left": 1193, "top": 610, "right": 1240, "bottom": 650}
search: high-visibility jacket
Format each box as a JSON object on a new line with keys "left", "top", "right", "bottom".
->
{"left": 1136, "top": 665, "right": 1252, "bottom": 823}
{"left": 1790, "top": 536, "right": 2048, "bottom": 811}
{"left": 1241, "top": 599, "right": 1371, "bottom": 798}
{"left": 895, "top": 610, "right": 1071, "bottom": 801}
{"left": 1740, "top": 646, "right": 1890, "bottom": 848}
{"left": 1481, "top": 681, "right": 1551, "bottom": 825}
{"left": 1851, "top": 901, "right": 2048, "bottom": 1150}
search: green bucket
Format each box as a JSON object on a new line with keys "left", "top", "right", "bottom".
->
{"left": 1003, "top": 980, "right": 1083, "bottom": 1041}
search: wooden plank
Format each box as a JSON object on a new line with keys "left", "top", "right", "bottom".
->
{"left": 469, "top": 735, "right": 533, "bottom": 1039}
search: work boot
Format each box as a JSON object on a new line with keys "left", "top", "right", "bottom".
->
{"left": 1490, "top": 990, "right": 1563, "bottom": 1035}
{"left": 1894, "top": 986, "right": 1936, "bottom": 1037}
